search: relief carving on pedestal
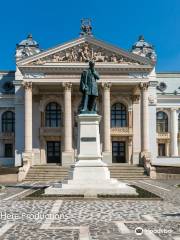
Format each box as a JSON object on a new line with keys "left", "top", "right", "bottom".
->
{"left": 30, "top": 42, "right": 140, "bottom": 65}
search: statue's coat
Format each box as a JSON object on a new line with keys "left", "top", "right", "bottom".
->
{"left": 80, "top": 69, "right": 99, "bottom": 97}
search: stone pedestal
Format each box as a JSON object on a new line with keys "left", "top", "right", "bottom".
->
{"left": 62, "top": 152, "right": 74, "bottom": 166}
{"left": 77, "top": 114, "right": 102, "bottom": 160}
{"left": 45, "top": 114, "right": 137, "bottom": 197}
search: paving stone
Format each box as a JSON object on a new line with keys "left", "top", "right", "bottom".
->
{"left": 0, "top": 180, "right": 180, "bottom": 239}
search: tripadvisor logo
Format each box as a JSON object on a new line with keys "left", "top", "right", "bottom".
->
{"left": 135, "top": 227, "right": 172, "bottom": 235}
{"left": 135, "top": 227, "right": 143, "bottom": 236}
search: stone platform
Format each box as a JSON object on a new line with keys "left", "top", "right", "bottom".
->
{"left": 45, "top": 159, "right": 137, "bottom": 197}
{"left": 45, "top": 114, "right": 137, "bottom": 197}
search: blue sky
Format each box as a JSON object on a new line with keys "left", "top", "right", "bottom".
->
{"left": 0, "top": 0, "right": 180, "bottom": 71}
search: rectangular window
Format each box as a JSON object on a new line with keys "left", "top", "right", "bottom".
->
{"left": 4, "top": 144, "right": 13, "bottom": 157}
{"left": 158, "top": 143, "right": 166, "bottom": 157}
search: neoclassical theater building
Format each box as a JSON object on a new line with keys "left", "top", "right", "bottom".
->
{"left": 0, "top": 21, "right": 180, "bottom": 180}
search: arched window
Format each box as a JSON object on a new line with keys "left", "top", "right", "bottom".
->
{"left": 45, "top": 102, "right": 61, "bottom": 127}
{"left": 156, "top": 111, "right": 168, "bottom": 132}
{"left": 2, "top": 111, "right": 15, "bottom": 132}
{"left": 178, "top": 113, "right": 180, "bottom": 132}
{"left": 111, "top": 103, "right": 127, "bottom": 127}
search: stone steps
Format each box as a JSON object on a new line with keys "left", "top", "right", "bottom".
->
{"left": 109, "top": 169, "right": 144, "bottom": 172}
{"left": 25, "top": 164, "right": 148, "bottom": 182}
{"left": 114, "top": 176, "right": 148, "bottom": 179}
{"left": 109, "top": 165, "right": 148, "bottom": 180}
{"left": 25, "top": 165, "right": 69, "bottom": 182}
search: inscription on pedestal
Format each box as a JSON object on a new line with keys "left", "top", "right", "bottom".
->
{"left": 81, "top": 137, "right": 96, "bottom": 142}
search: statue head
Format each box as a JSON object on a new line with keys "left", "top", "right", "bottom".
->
{"left": 89, "top": 60, "right": 95, "bottom": 69}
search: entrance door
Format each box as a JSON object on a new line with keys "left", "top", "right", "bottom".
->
{"left": 158, "top": 143, "right": 166, "bottom": 156}
{"left": 47, "top": 141, "right": 61, "bottom": 164}
{"left": 112, "top": 141, "right": 126, "bottom": 163}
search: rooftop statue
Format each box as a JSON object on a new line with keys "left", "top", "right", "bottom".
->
{"left": 16, "top": 34, "right": 41, "bottom": 60}
{"left": 79, "top": 60, "right": 99, "bottom": 114}
{"left": 80, "top": 18, "right": 93, "bottom": 36}
{"left": 131, "top": 35, "right": 157, "bottom": 63}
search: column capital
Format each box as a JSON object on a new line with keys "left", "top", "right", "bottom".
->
{"left": 139, "top": 82, "right": 149, "bottom": 90}
{"left": 23, "top": 81, "right": 32, "bottom": 90}
{"left": 170, "top": 107, "right": 178, "bottom": 112}
{"left": 62, "top": 82, "right": 72, "bottom": 91}
{"left": 131, "top": 95, "right": 140, "bottom": 103}
{"left": 102, "top": 82, "right": 112, "bottom": 90}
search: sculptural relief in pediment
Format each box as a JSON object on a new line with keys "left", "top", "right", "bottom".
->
{"left": 30, "top": 42, "right": 140, "bottom": 65}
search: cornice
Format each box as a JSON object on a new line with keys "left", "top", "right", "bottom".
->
{"left": 18, "top": 64, "right": 153, "bottom": 76}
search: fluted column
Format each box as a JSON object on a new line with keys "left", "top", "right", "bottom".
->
{"left": 102, "top": 82, "right": 111, "bottom": 152}
{"left": 24, "top": 82, "right": 32, "bottom": 153}
{"left": 63, "top": 82, "right": 72, "bottom": 152}
{"left": 140, "top": 83, "right": 149, "bottom": 153}
{"left": 128, "top": 108, "right": 133, "bottom": 128}
{"left": 170, "top": 108, "right": 178, "bottom": 156}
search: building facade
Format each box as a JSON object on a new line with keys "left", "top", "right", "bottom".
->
{"left": 0, "top": 24, "right": 180, "bottom": 179}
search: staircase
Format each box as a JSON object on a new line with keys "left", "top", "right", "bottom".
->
{"left": 24, "top": 165, "right": 69, "bottom": 182}
{"left": 24, "top": 164, "right": 148, "bottom": 182}
{"left": 109, "top": 164, "right": 148, "bottom": 180}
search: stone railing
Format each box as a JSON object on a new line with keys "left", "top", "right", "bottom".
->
{"left": 157, "top": 132, "right": 170, "bottom": 139}
{"left": 111, "top": 127, "right": 133, "bottom": 136}
{"left": 40, "top": 127, "right": 62, "bottom": 136}
{"left": 0, "top": 132, "right": 15, "bottom": 140}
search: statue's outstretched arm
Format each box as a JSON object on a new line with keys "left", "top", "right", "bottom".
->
{"left": 93, "top": 70, "right": 100, "bottom": 80}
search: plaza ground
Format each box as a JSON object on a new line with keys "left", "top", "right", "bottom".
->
{"left": 0, "top": 179, "right": 180, "bottom": 239}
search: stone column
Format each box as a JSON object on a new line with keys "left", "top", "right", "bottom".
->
{"left": 63, "top": 82, "right": 72, "bottom": 152}
{"left": 140, "top": 83, "right": 150, "bottom": 153}
{"left": 102, "top": 82, "right": 112, "bottom": 164}
{"left": 103, "top": 82, "right": 111, "bottom": 152}
{"left": 170, "top": 108, "right": 178, "bottom": 156}
{"left": 62, "top": 82, "right": 73, "bottom": 166}
{"left": 132, "top": 95, "right": 141, "bottom": 164}
{"left": 24, "top": 82, "right": 32, "bottom": 153}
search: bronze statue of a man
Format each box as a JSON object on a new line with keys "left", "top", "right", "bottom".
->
{"left": 79, "top": 61, "right": 99, "bottom": 113}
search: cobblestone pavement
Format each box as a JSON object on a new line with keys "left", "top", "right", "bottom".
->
{"left": 0, "top": 180, "right": 180, "bottom": 239}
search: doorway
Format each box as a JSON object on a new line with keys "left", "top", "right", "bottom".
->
{"left": 47, "top": 141, "right": 61, "bottom": 164}
{"left": 158, "top": 143, "right": 166, "bottom": 156}
{"left": 112, "top": 141, "right": 126, "bottom": 163}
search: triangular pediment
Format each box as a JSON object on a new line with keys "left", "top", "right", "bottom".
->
{"left": 17, "top": 36, "right": 152, "bottom": 66}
